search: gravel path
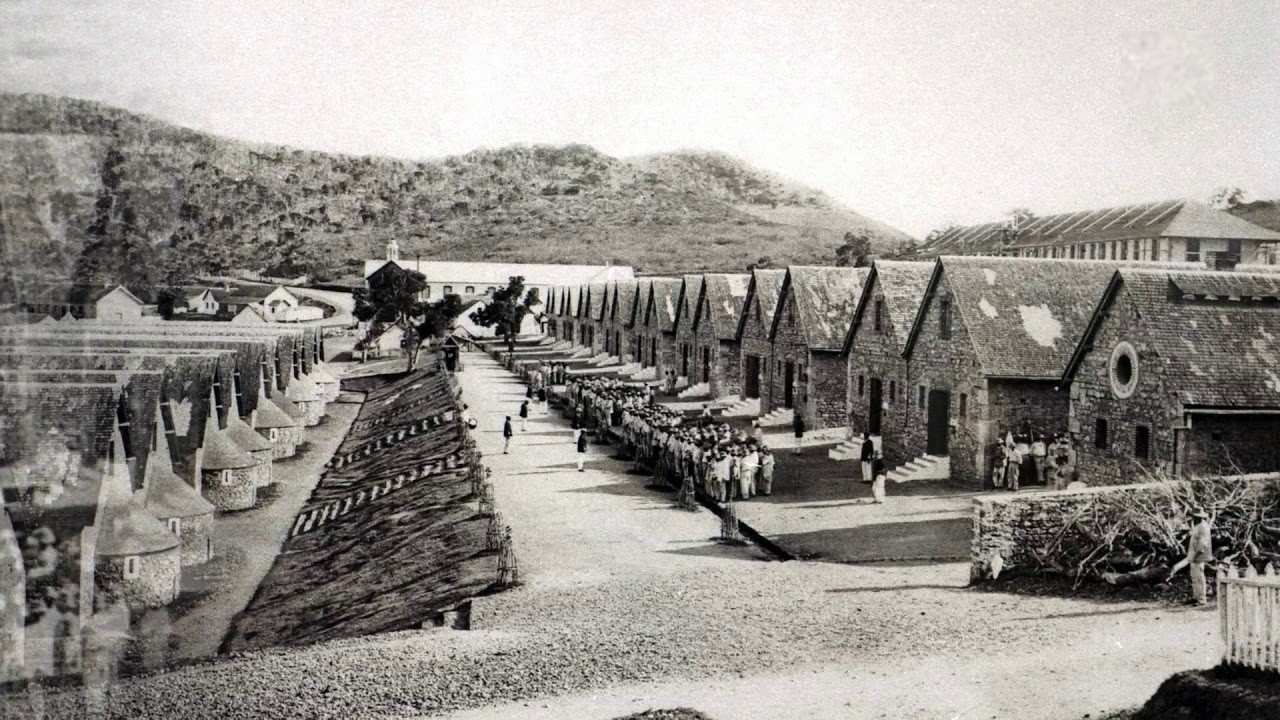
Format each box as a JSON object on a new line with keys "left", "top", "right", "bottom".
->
{"left": 1, "top": 349, "right": 1219, "bottom": 720}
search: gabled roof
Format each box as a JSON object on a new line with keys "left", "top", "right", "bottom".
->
{"left": 363, "top": 259, "right": 635, "bottom": 284}
{"left": 612, "top": 280, "right": 639, "bottom": 325}
{"left": 919, "top": 200, "right": 1280, "bottom": 256}
{"left": 587, "top": 282, "right": 607, "bottom": 321}
{"left": 673, "top": 274, "right": 704, "bottom": 334}
{"left": 696, "top": 273, "right": 751, "bottom": 340}
{"left": 769, "top": 266, "right": 869, "bottom": 351}
{"left": 903, "top": 256, "right": 1197, "bottom": 378}
{"left": 734, "top": 269, "right": 786, "bottom": 340}
{"left": 1063, "top": 268, "right": 1280, "bottom": 408}
{"left": 843, "top": 260, "right": 936, "bottom": 355}
{"left": 631, "top": 279, "right": 652, "bottom": 328}
{"left": 644, "top": 278, "right": 683, "bottom": 332}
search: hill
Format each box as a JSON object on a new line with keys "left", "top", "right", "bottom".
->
{"left": 0, "top": 93, "right": 913, "bottom": 287}
{"left": 1229, "top": 199, "right": 1280, "bottom": 234}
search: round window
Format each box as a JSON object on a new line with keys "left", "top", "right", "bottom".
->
{"left": 1109, "top": 342, "right": 1139, "bottom": 398}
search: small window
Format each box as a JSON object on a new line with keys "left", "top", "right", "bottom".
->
{"left": 269, "top": 428, "right": 279, "bottom": 442}
{"left": 857, "top": 375, "right": 865, "bottom": 396}
{"left": 486, "top": 286, "right": 495, "bottom": 293}
{"left": 889, "top": 381, "right": 896, "bottom": 402}
{"left": 1120, "top": 239, "right": 1129, "bottom": 260}
{"left": 1095, "top": 418, "right": 1109, "bottom": 449}
{"left": 938, "top": 298, "right": 952, "bottom": 340}
{"left": 873, "top": 299, "right": 884, "bottom": 333}
{"left": 1109, "top": 241, "right": 1117, "bottom": 259}
{"left": 124, "top": 556, "right": 140, "bottom": 580}
{"left": 464, "top": 286, "right": 475, "bottom": 294}
{"left": 787, "top": 307, "right": 795, "bottom": 326}
{"left": 221, "top": 469, "right": 233, "bottom": 484}
{"left": 168, "top": 518, "right": 181, "bottom": 536}
{"left": 1134, "top": 425, "right": 1150, "bottom": 459}
{"left": 959, "top": 393, "right": 967, "bottom": 417}
{"left": 1089, "top": 244, "right": 1097, "bottom": 260}
{"left": 443, "top": 285, "right": 453, "bottom": 295}
{"left": 918, "top": 386, "right": 926, "bottom": 410}
{"left": 1186, "top": 239, "right": 1201, "bottom": 263}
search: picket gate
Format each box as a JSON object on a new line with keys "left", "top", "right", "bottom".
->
{"left": 1219, "top": 564, "right": 1280, "bottom": 672}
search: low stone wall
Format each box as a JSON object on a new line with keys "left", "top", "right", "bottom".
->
{"left": 970, "top": 481, "right": 1180, "bottom": 583}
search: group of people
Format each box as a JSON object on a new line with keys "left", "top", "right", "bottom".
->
{"left": 991, "top": 427, "right": 1079, "bottom": 492}
{"left": 563, "top": 376, "right": 777, "bottom": 504}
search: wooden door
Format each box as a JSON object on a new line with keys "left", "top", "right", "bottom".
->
{"left": 783, "top": 361, "right": 794, "bottom": 409}
{"left": 926, "top": 389, "right": 950, "bottom": 455}
{"left": 868, "top": 377, "right": 883, "bottom": 435}
{"left": 702, "top": 347, "right": 711, "bottom": 382}
{"left": 744, "top": 355, "right": 761, "bottom": 398}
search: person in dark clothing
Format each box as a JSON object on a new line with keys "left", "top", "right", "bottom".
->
{"left": 518, "top": 401, "right": 530, "bottom": 432}
{"left": 503, "top": 416, "right": 514, "bottom": 453}
{"left": 871, "top": 453, "right": 887, "bottom": 503}
{"left": 860, "top": 432, "right": 875, "bottom": 483}
{"left": 792, "top": 412, "right": 806, "bottom": 456}
{"left": 576, "top": 428, "right": 589, "bottom": 471}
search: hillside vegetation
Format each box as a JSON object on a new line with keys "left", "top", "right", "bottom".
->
{"left": 0, "top": 93, "right": 913, "bottom": 286}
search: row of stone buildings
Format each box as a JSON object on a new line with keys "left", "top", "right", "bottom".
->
{"left": 0, "top": 320, "right": 340, "bottom": 681}
{"left": 541, "top": 203, "right": 1280, "bottom": 489}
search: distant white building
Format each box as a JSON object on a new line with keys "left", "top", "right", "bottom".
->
{"left": 364, "top": 240, "right": 634, "bottom": 303}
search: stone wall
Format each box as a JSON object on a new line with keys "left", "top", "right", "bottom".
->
{"left": 1188, "top": 415, "right": 1280, "bottom": 476}
{"left": 848, "top": 311, "right": 913, "bottom": 464}
{"left": 770, "top": 289, "right": 808, "bottom": 414}
{"left": 176, "top": 513, "right": 213, "bottom": 566}
{"left": 970, "top": 481, "right": 1180, "bottom": 582}
{"left": 95, "top": 548, "right": 181, "bottom": 611}
{"left": 738, "top": 291, "right": 774, "bottom": 405}
{"left": 201, "top": 466, "right": 257, "bottom": 511}
{"left": 713, "top": 339, "right": 743, "bottom": 398}
{"left": 808, "top": 351, "right": 848, "bottom": 430}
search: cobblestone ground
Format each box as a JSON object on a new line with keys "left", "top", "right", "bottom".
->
{"left": 2, "top": 348, "right": 1219, "bottom": 720}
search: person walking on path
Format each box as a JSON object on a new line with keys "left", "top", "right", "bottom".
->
{"left": 1167, "top": 508, "right": 1213, "bottom": 605}
{"left": 537, "top": 386, "right": 548, "bottom": 414}
{"left": 860, "top": 432, "right": 875, "bottom": 484}
{"left": 792, "top": 412, "right": 806, "bottom": 456}
{"left": 503, "top": 416, "right": 514, "bottom": 454}
{"left": 759, "top": 447, "right": 775, "bottom": 496}
{"left": 871, "top": 452, "right": 887, "bottom": 504}
{"left": 575, "top": 428, "right": 589, "bottom": 472}
{"left": 518, "top": 400, "right": 530, "bottom": 432}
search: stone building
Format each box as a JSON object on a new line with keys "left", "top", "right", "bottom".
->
{"left": 582, "top": 282, "right": 607, "bottom": 352}
{"left": 1061, "top": 268, "right": 1280, "bottom": 484}
{"left": 843, "top": 260, "right": 935, "bottom": 461}
{"left": 682, "top": 273, "right": 748, "bottom": 398}
{"left": 900, "top": 257, "right": 1169, "bottom": 485}
{"left": 767, "top": 266, "right": 868, "bottom": 429}
{"left": 736, "top": 269, "right": 787, "bottom": 404}
{"left": 143, "top": 405, "right": 216, "bottom": 566}
{"left": 917, "top": 199, "right": 1280, "bottom": 269}
{"left": 198, "top": 394, "right": 258, "bottom": 511}
{"left": 637, "top": 278, "right": 682, "bottom": 376}
{"left": 605, "top": 280, "right": 639, "bottom": 361}
{"left": 672, "top": 274, "right": 704, "bottom": 386}
{"left": 223, "top": 385, "right": 274, "bottom": 489}
{"left": 252, "top": 387, "right": 302, "bottom": 458}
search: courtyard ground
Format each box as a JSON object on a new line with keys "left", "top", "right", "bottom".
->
{"left": 4, "top": 346, "right": 1221, "bottom": 720}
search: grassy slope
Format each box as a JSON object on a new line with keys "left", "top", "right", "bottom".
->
{"left": 0, "top": 93, "right": 913, "bottom": 282}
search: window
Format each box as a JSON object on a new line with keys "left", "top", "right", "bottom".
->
{"left": 787, "top": 307, "right": 795, "bottom": 326}
{"left": 938, "top": 298, "right": 952, "bottom": 340}
{"left": 168, "top": 518, "right": 181, "bottom": 536}
{"left": 221, "top": 469, "right": 233, "bottom": 485}
{"left": 486, "top": 286, "right": 496, "bottom": 293}
{"left": 1186, "top": 239, "right": 1201, "bottom": 263}
{"left": 1069, "top": 245, "right": 1077, "bottom": 259}
{"left": 269, "top": 428, "right": 279, "bottom": 442}
{"left": 1134, "top": 425, "right": 1151, "bottom": 459}
{"left": 1088, "top": 244, "right": 1096, "bottom": 260}
{"left": 464, "top": 286, "right": 475, "bottom": 294}
{"left": 443, "top": 285, "right": 453, "bottom": 295}
{"left": 959, "top": 393, "right": 967, "bottom": 417}
{"left": 918, "top": 386, "right": 926, "bottom": 410}
{"left": 1109, "top": 342, "right": 1139, "bottom": 398}
{"left": 1095, "top": 418, "right": 1109, "bottom": 449}
{"left": 124, "top": 556, "right": 140, "bottom": 580}
{"left": 857, "top": 375, "right": 865, "bottom": 396}
{"left": 1121, "top": 240, "right": 1129, "bottom": 260}
{"left": 1109, "top": 241, "right": 1117, "bottom": 259}
{"left": 873, "top": 299, "right": 884, "bottom": 333}
{"left": 889, "top": 381, "right": 896, "bottom": 402}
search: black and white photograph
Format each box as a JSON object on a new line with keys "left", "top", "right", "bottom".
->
{"left": 1, "top": 2, "right": 1279, "bottom": 718}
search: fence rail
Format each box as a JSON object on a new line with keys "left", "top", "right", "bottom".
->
{"left": 1219, "top": 565, "right": 1280, "bottom": 672}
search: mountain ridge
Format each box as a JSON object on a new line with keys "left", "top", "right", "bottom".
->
{"left": 0, "top": 93, "right": 914, "bottom": 286}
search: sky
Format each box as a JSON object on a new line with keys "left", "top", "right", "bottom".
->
{"left": 1, "top": 0, "right": 1277, "bottom": 237}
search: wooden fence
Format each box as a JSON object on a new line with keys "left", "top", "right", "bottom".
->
{"left": 1219, "top": 565, "right": 1280, "bottom": 672}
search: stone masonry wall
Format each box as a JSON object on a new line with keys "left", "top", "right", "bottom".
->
{"left": 770, "top": 288, "right": 808, "bottom": 415}
{"left": 95, "top": 548, "right": 181, "bottom": 612}
{"left": 177, "top": 513, "right": 213, "bottom": 566}
{"left": 970, "top": 481, "right": 1179, "bottom": 582}
{"left": 1187, "top": 415, "right": 1280, "bottom": 475}
{"left": 808, "top": 351, "right": 848, "bottom": 430}
{"left": 201, "top": 466, "right": 257, "bottom": 511}
{"left": 738, "top": 291, "right": 774, "bottom": 405}
{"left": 848, "top": 308, "right": 913, "bottom": 465}
{"left": 714, "top": 339, "right": 743, "bottom": 398}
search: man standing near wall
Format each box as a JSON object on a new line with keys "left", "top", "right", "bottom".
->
{"left": 503, "top": 416, "right": 514, "bottom": 454}
{"left": 860, "top": 432, "right": 875, "bottom": 484}
{"left": 1167, "top": 508, "right": 1213, "bottom": 606}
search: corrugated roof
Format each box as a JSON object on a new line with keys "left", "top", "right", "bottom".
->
{"left": 1065, "top": 268, "right": 1280, "bottom": 408}
{"left": 772, "top": 266, "right": 868, "bottom": 351}
{"left": 919, "top": 200, "right": 1280, "bottom": 256}
{"left": 909, "top": 257, "right": 1196, "bottom": 378}
{"left": 700, "top": 274, "right": 751, "bottom": 340}
{"left": 845, "top": 260, "right": 936, "bottom": 354}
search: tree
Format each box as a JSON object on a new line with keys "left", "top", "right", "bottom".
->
{"left": 1210, "top": 186, "right": 1248, "bottom": 210}
{"left": 746, "top": 256, "right": 772, "bottom": 272}
{"left": 835, "top": 231, "right": 873, "bottom": 267}
{"left": 469, "top": 275, "right": 539, "bottom": 352}
{"left": 924, "top": 223, "right": 960, "bottom": 244}
{"left": 353, "top": 265, "right": 430, "bottom": 369}
{"left": 416, "top": 294, "right": 464, "bottom": 343}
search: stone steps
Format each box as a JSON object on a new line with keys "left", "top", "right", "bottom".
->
{"left": 829, "top": 434, "right": 882, "bottom": 461}
{"left": 719, "top": 397, "right": 760, "bottom": 417}
{"left": 886, "top": 454, "right": 950, "bottom": 483}
{"left": 757, "top": 407, "right": 794, "bottom": 427}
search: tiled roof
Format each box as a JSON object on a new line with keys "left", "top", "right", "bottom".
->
{"left": 734, "top": 269, "right": 786, "bottom": 340}
{"left": 774, "top": 266, "right": 869, "bottom": 351}
{"left": 586, "top": 282, "right": 607, "bottom": 321}
{"left": 673, "top": 274, "right": 704, "bottom": 334}
{"left": 844, "top": 261, "right": 935, "bottom": 354}
{"left": 1065, "top": 269, "right": 1280, "bottom": 408}
{"left": 700, "top": 274, "right": 751, "bottom": 340}
{"left": 612, "top": 280, "right": 639, "bottom": 325}
{"left": 200, "top": 412, "right": 256, "bottom": 471}
{"left": 919, "top": 200, "right": 1280, "bottom": 256}
{"left": 97, "top": 492, "right": 180, "bottom": 556}
{"left": 632, "top": 279, "right": 652, "bottom": 328}
{"left": 909, "top": 256, "right": 1196, "bottom": 378}
{"left": 646, "top": 278, "right": 683, "bottom": 332}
